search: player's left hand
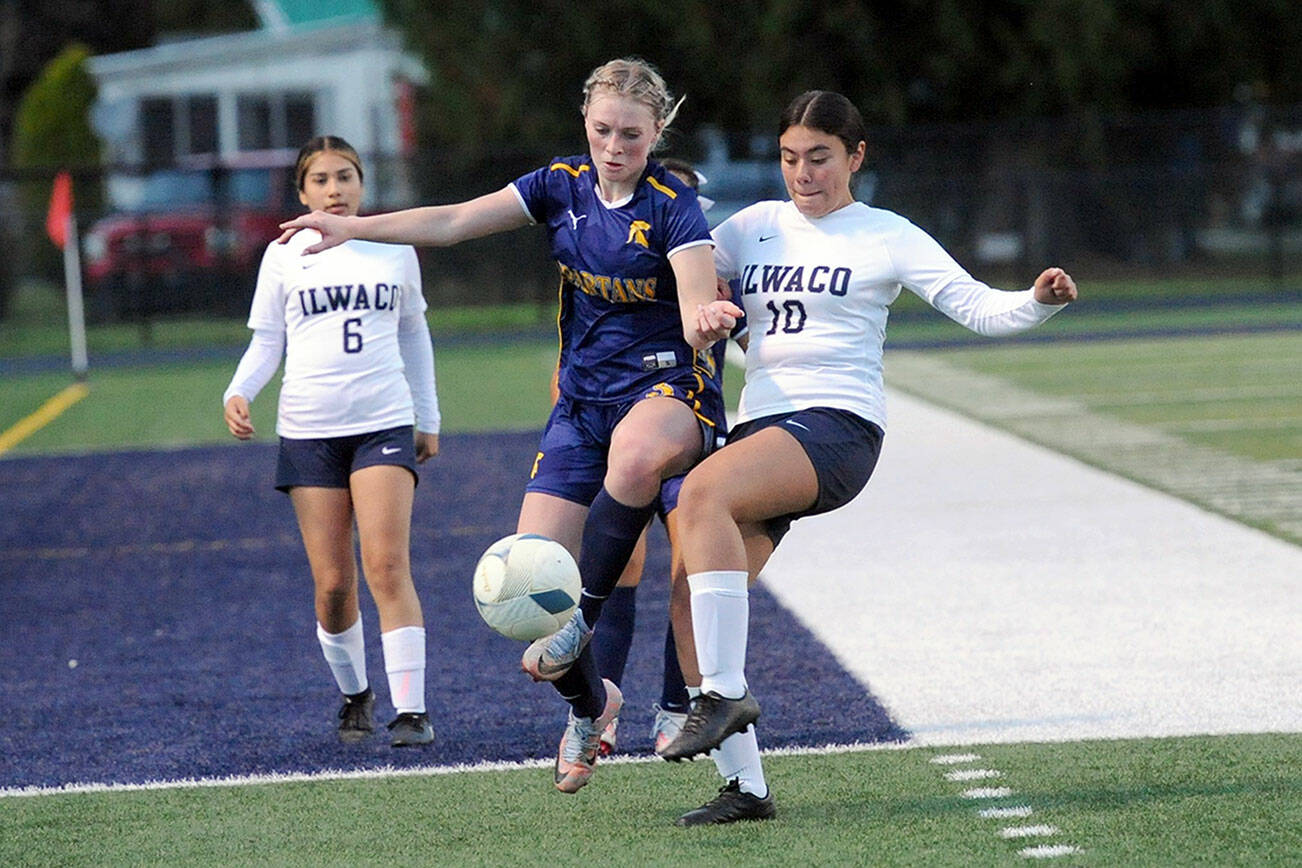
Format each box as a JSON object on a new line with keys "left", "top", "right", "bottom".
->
{"left": 696, "top": 299, "right": 743, "bottom": 344}
{"left": 1033, "top": 267, "right": 1077, "bottom": 305}
{"left": 415, "top": 431, "right": 440, "bottom": 463}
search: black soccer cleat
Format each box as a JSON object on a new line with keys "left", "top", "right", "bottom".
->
{"left": 387, "top": 711, "right": 435, "bottom": 747}
{"left": 337, "top": 688, "right": 375, "bottom": 743}
{"left": 656, "top": 689, "right": 760, "bottom": 762}
{"left": 675, "top": 779, "right": 776, "bottom": 827}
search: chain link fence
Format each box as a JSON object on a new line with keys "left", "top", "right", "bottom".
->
{"left": 2, "top": 103, "right": 1299, "bottom": 326}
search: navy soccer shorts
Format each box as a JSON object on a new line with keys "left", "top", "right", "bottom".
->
{"left": 526, "top": 379, "right": 727, "bottom": 507}
{"left": 275, "top": 425, "right": 418, "bottom": 492}
{"left": 728, "top": 407, "right": 884, "bottom": 546}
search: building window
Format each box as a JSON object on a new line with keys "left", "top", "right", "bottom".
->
{"left": 138, "top": 94, "right": 219, "bottom": 165}
{"left": 237, "top": 92, "right": 316, "bottom": 152}
{"left": 237, "top": 95, "right": 273, "bottom": 151}
{"left": 285, "top": 94, "right": 316, "bottom": 149}
{"left": 140, "top": 97, "right": 175, "bottom": 167}
{"left": 137, "top": 91, "right": 316, "bottom": 163}
{"left": 186, "top": 96, "right": 218, "bottom": 156}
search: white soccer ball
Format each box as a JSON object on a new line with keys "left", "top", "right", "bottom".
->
{"left": 472, "top": 533, "right": 581, "bottom": 641}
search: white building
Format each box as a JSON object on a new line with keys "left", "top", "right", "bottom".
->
{"left": 87, "top": 0, "right": 425, "bottom": 206}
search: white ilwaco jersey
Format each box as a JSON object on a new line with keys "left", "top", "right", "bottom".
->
{"left": 247, "top": 232, "right": 428, "bottom": 438}
{"left": 712, "top": 200, "right": 1063, "bottom": 430}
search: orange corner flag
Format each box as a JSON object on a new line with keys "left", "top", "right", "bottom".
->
{"left": 46, "top": 171, "right": 74, "bottom": 249}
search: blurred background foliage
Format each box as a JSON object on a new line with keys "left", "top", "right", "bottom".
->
{"left": 379, "top": 0, "right": 1301, "bottom": 160}
{"left": 0, "top": 1, "right": 1299, "bottom": 324}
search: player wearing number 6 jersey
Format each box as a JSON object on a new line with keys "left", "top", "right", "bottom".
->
{"left": 222, "top": 136, "right": 440, "bottom": 748}
{"left": 657, "top": 91, "right": 1079, "bottom": 826}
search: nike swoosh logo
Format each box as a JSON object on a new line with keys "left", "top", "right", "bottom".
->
{"left": 534, "top": 658, "right": 571, "bottom": 677}
{"left": 381, "top": 446, "right": 401, "bottom": 455}
{"left": 758, "top": 234, "right": 777, "bottom": 242}
{"left": 784, "top": 420, "right": 811, "bottom": 432}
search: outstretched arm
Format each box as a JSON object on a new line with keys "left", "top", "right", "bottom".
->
{"left": 278, "top": 187, "right": 531, "bottom": 253}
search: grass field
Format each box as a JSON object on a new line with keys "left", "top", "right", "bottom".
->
{"left": 4, "top": 736, "right": 1299, "bottom": 865}
{"left": 2, "top": 281, "right": 1299, "bottom": 864}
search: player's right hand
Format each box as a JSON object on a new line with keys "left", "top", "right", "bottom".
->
{"left": 277, "top": 210, "right": 352, "bottom": 253}
{"left": 224, "top": 395, "right": 254, "bottom": 440}
{"left": 695, "top": 299, "right": 744, "bottom": 344}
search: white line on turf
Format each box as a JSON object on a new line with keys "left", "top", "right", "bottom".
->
{"left": 962, "top": 787, "right": 1014, "bottom": 799}
{"left": 0, "top": 738, "right": 914, "bottom": 799}
{"left": 930, "top": 753, "right": 981, "bottom": 764}
{"left": 945, "top": 768, "right": 1001, "bottom": 781}
{"left": 1001, "top": 825, "right": 1059, "bottom": 839}
{"left": 1020, "top": 844, "right": 1083, "bottom": 859}
{"left": 926, "top": 750, "right": 1083, "bottom": 857}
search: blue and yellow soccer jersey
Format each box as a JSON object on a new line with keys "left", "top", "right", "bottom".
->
{"left": 511, "top": 156, "right": 715, "bottom": 404}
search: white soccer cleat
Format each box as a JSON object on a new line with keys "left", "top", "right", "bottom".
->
{"left": 522, "top": 610, "right": 593, "bottom": 682}
{"left": 554, "top": 679, "right": 622, "bottom": 793}
{"left": 650, "top": 703, "right": 688, "bottom": 755}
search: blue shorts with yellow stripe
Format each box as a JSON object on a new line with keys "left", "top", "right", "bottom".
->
{"left": 525, "top": 374, "right": 727, "bottom": 510}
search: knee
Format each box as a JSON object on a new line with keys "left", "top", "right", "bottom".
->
{"left": 605, "top": 439, "right": 667, "bottom": 493}
{"left": 676, "top": 471, "right": 725, "bottom": 525}
{"left": 361, "top": 551, "right": 410, "bottom": 598}
{"left": 314, "top": 580, "right": 355, "bottom": 619}
{"left": 313, "top": 563, "right": 356, "bottom": 598}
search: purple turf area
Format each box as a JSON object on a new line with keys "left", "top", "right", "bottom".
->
{"left": 0, "top": 433, "right": 905, "bottom": 789}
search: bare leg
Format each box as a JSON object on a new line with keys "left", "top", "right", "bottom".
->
{"left": 289, "top": 486, "right": 359, "bottom": 633}
{"left": 350, "top": 465, "right": 420, "bottom": 632}
{"left": 517, "top": 490, "right": 588, "bottom": 557}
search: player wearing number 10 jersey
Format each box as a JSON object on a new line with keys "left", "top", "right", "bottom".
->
{"left": 223, "top": 136, "right": 440, "bottom": 749}
{"left": 657, "top": 91, "right": 1078, "bottom": 826}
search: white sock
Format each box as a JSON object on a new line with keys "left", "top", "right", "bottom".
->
{"left": 688, "top": 570, "right": 749, "bottom": 698}
{"left": 713, "top": 727, "right": 768, "bottom": 797}
{"left": 381, "top": 626, "right": 426, "bottom": 714}
{"left": 317, "top": 618, "right": 367, "bottom": 696}
{"left": 688, "top": 685, "right": 766, "bottom": 793}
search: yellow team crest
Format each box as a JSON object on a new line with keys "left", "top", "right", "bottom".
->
{"left": 626, "top": 220, "right": 651, "bottom": 247}
{"left": 646, "top": 382, "right": 675, "bottom": 398}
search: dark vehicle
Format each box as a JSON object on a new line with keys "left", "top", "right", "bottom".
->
{"left": 83, "top": 158, "right": 300, "bottom": 320}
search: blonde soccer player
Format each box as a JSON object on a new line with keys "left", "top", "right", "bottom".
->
{"left": 279, "top": 59, "right": 741, "bottom": 792}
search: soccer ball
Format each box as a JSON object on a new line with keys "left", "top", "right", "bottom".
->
{"left": 472, "top": 533, "right": 581, "bottom": 641}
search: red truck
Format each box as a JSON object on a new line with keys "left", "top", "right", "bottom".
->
{"left": 83, "top": 158, "right": 299, "bottom": 320}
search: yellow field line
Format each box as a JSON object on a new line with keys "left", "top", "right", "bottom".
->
{"left": 0, "top": 382, "right": 90, "bottom": 455}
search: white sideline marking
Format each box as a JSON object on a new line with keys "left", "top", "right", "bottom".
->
{"left": 962, "top": 787, "right": 1014, "bottom": 799}
{"left": 1001, "top": 825, "right": 1058, "bottom": 839}
{"left": 981, "top": 806, "right": 1034, "bottom": 819}
{"left": 945, "top": 768, "right": 1001, "bottom": 781}
{"left": 931, "top": 753, "right": 981, "bottom": 764}
{"left": 0, "top": 739, "right": 913, "bottom": 799}
{"left": 1020, "top": 844, "right": 1083, "bottom": 859}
